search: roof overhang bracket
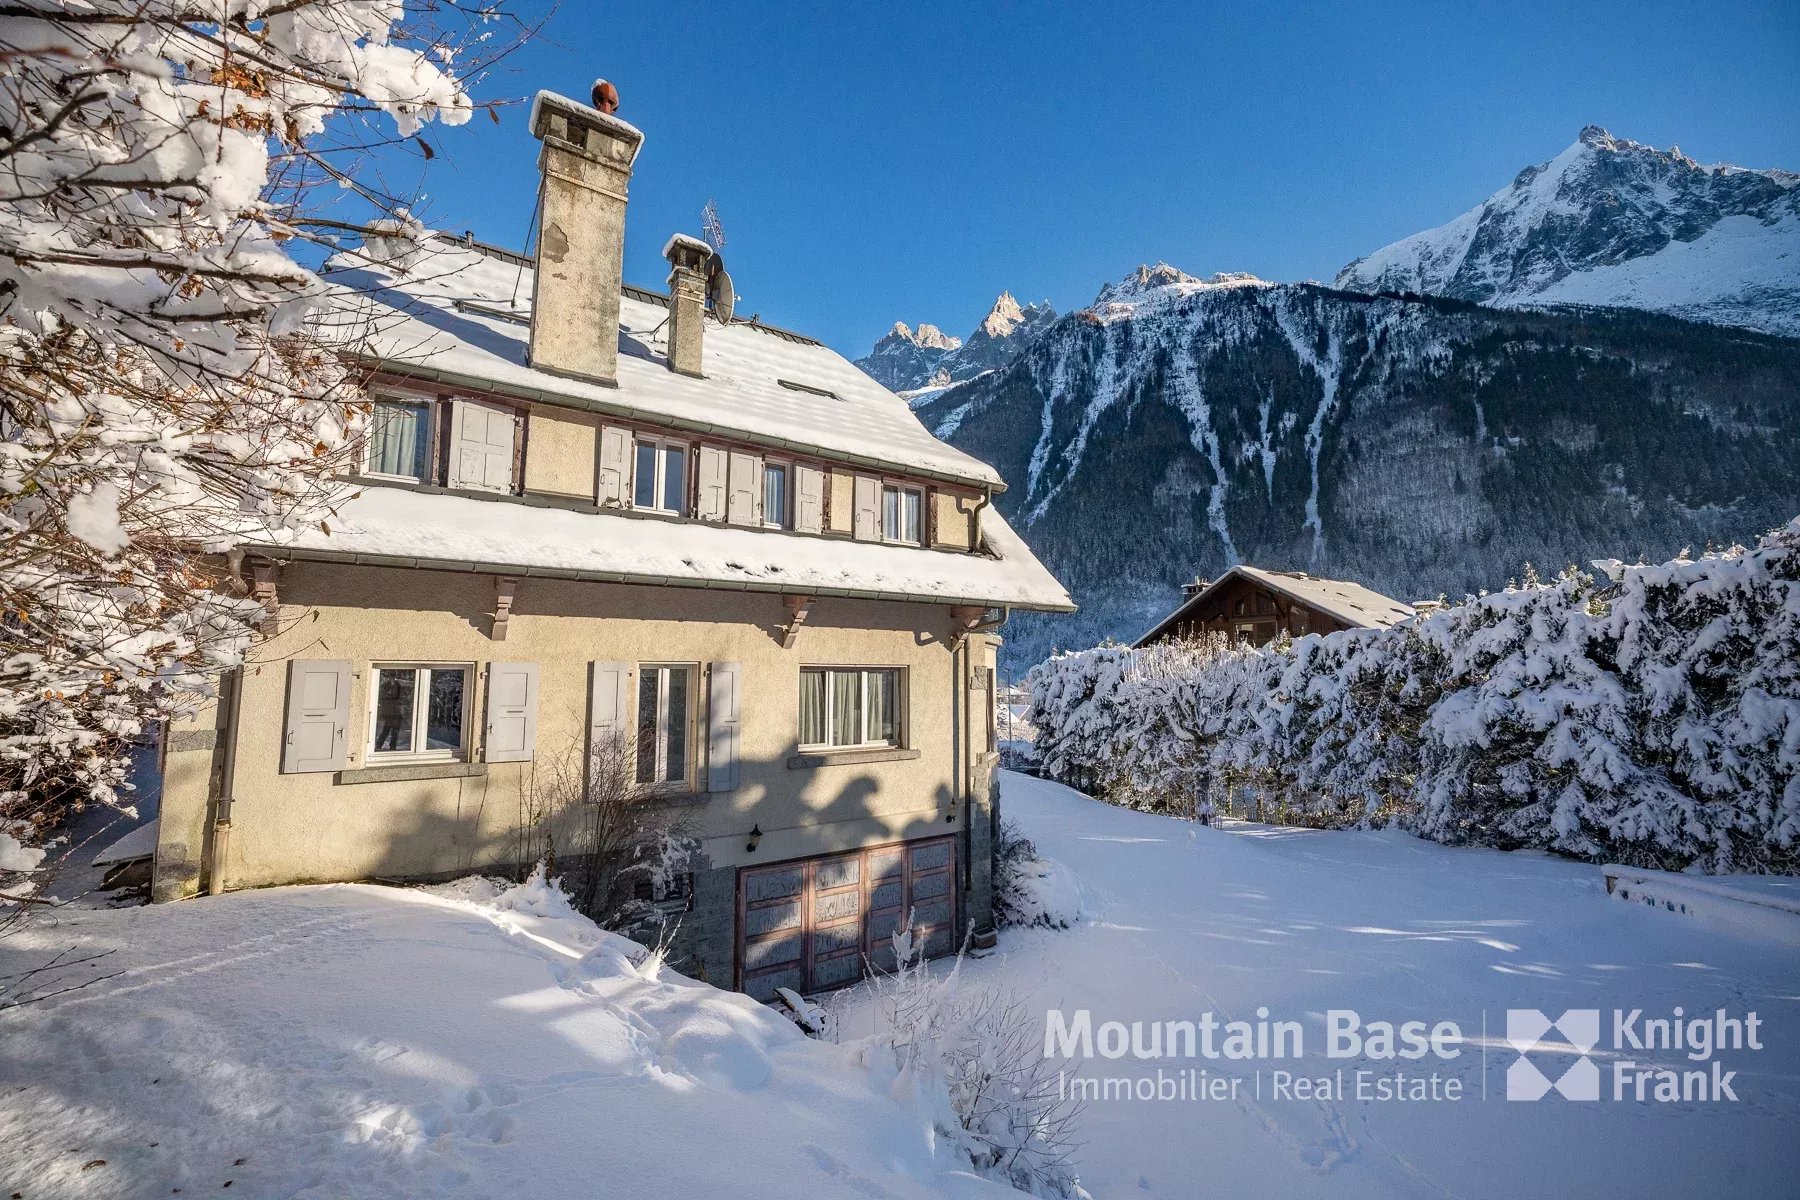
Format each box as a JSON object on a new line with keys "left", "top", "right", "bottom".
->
{"left": 249, "top": 559, "right": 280, "bottom": 636}
{"left": 780, "top": 594, "right": 813, "bottom": 649}
{"left": 493, "top": 575, "right": 521, "bottom": 641}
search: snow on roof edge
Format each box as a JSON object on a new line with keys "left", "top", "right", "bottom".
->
{"left": 253, "top": 487, "right": 1074, "bottom": 613}
{"left": 1134, "top": 564, "right": 1412, "bottom": 645}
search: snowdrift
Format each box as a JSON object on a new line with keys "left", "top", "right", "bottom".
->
{"left": 0, "top": 873, "right": 1019, "bottom": 1199}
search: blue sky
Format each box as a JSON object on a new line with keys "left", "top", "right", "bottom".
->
{"left": 388, "top": 0, "right": 1800, "bottom": 356}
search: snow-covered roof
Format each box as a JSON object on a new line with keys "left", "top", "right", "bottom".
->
{"left": 255, "top": 484, "right": 1075, "bottom": 612}
{"left": 1136, "top": 565, "right": 1413, "bottom": 644}
{"left": 317, "top": 236, "right": 1006, "bottom": 490}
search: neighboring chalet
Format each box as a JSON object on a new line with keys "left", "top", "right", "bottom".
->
{"left": 153, "top": 88, "right": 1072, "bottom": 1001}
{"left": 1136, "top": 566, "right": 1413, "bottom": 648}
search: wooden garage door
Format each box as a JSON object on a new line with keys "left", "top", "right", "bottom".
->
{"left": 737, "top": 836, "right": 958, "bottom": 1001}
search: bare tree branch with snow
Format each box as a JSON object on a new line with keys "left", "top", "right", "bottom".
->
{"left": 0, "top": 1, "right": 535, "bottom": 912}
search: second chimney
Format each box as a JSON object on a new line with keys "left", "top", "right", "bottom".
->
{"left": 526, "top": 89, "right": 643, "bottom": 387}
{"left": 662, "top": 234, "right": 711, "bottom": 378}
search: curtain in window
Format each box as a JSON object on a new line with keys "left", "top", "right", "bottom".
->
{"left": 831, "top": 670, "right": 862, "bottom": 747}
{"left": 902, "top": 490, "right": 922, "bottom": 543}
{"left": 799, "top": 669, "right": 826, "bottom": 746}
{"left": 665, "top": 667, "right": 688, "bottom": 780}
{"left": 868, "top": 669, "right": 897, "bottom": 745}
{"left": 883, "top": 488, "right": 900, "bottom": 540}
{"left": 764, "top": 464, "right": 788, "bottom": 527}
{"left": 636, "top": 669, "right": 660, "bottom": 783}
{"left": 370, "top": 403, "right": 427, "bottom": 479}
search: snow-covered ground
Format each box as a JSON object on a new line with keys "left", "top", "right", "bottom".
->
{"left": 7, "top": 773, "right": 1797, "bottom": 1199}
{"left": 853, "top": 772, "right": 1800, "bottom": 1199}
{"left": 0, "top": 875, "right": 1014, "bottom": 1200}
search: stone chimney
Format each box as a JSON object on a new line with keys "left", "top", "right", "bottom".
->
{"left": 526, "top": 89, "right": 644, "bottom": 387}
{"left": 662, "top": 233, "right": 712, "bottom": 378}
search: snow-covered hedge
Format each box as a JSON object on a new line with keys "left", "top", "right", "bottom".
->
{"left": 1027, "top": 520, "right": 1800, "bottom": 873}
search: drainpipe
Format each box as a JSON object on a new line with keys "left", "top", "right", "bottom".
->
{"left": 972, "top": 487, "right": 992, "bottom": 550}
{"left": 204, "top": 666, "right": 246, "bottom": 896}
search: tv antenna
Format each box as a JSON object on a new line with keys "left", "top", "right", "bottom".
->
{"left": 701, "top": 199, "right": 727, "bottom": 253}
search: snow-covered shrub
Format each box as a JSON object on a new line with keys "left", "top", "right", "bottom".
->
{"left": 1026, "top": 634, "right": 1269, "bottom": 815}
{"left": 862, "top": 923, "right": 1087, "bottom": 1198}
{"left": 1026, "top": 520, "right": 1800, "bottom": 873}
{"left": 994, "top": 821, "right": 1084, "bottom": 930}
{"left": 517, "top": 735, "right": 700, "bottom": 939}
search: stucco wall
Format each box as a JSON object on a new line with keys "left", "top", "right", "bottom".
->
{"left": 155, "top": 563, "right": 984, "bottom": 904}
{"left": 521, "top": 407, "right": 600, "bottom": 499}
{"left": 827, "top": 469, "right": 854, "bottom": 535}
{"left": 934, "top": 490, "right": 977, "bottom": 551}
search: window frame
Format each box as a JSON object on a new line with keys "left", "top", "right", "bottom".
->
{"left": 880, "top": 482, "right": 925, "bottom": 545}
{"left": 799, "top": 666, "right": 905, "bottom": 751}
{"left": 635, "top": 662, "right": 697, "bottom": 789}
{"left": 762, "top": 458, "right": 792, "bottom": 530}
{"left": 362, "top": 396, "right": 436, "bottom": 484}
{"left": 632, "top": 434, "right": 691, "bottom": 516}
{"left": 365, "top": 661, "right": 473, "bottom": 764}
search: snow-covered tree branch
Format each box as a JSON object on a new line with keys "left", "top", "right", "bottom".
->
{"left": 0, "top": 1, "right": 531, "bottom": 893}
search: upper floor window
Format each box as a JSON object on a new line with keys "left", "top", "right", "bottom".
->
{"left": 799, "top": 667, "right": 901, "bottom": 750}
{"left": 366, "top": 399, "right": 432, "bottom": 481}
{"left": 634, "top": 436, "right": 689, "bottom": 515}
{"left": 636, "top": 663, "right": 694, "bottom": 786}
{"left": 369, "top": 663, "right": 469, "bottom": 762}
{"left": 882, "top": 484, "right": 923, "bottom": 544}
{"left": 763, "top": 461, "right": 790, "bottom": 529}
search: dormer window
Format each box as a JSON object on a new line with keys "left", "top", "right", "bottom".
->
{"left": 633, "top": 435, "right": 689, "bottom": 515}
{"left": 882, "top": 483, "right": 923, "bottom": 544}
{"left": 763, "top": 460, "right": 790, "bottom": 529}
{"left": 366, "top": 399, "right": 432, "bottom": 482}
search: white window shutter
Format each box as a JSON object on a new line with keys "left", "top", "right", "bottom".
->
{"left": 449, "top": 400, "right": 516, "bottom": 493}
{"left": 794, "top": 464, "right": 824, "bottom": 534}
{"left": 589, "top": 660, "right": 631, "bottom": 750}
{"left": 696, "top": 445, "right": 728, "bottom": 521}
{"left": 727, "top": 450, "right": 762, "bottom": 526}
{"left": 709, "top": 661, "right": 742, "bottom": 792}
{"left": 597, "top": 425, "right": 632, "bottom": 507}
{"left": 282, "top": 660, "right": 350, "bottom": 773}
{"left": 852, "top": 474, "right": 880, "bottom": 541}
{"left": 484, "top": 662, "right": 539, "bottom": 762}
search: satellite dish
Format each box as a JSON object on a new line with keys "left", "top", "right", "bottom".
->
{"left": 707, "top": 256, "right": 735, "bottom": 325}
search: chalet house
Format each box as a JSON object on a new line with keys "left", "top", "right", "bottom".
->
{"left": 153, "top": 90, "right": 1072, "bottom": 1001}
{"left": 1135, "top": 566, "right": 1413, "bottom": 648}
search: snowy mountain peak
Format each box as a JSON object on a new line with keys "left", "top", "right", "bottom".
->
{"left": 1090, "top": 265, "right": 1272, "bottom": 317}
{"left": 1336, "top": 127, "right": 1800, "bottom": 336}
{"left": 1094, "top": 263, "right": 1202, "bottom": 305}
{"left": 857, "top": 289, "right": 1058, "bottom": 391}
{"left": 885, "top": 321, "right": 960, "bottom": 351}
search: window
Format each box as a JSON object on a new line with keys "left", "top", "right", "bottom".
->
{"left": 366, "top": 399, "right": 432, "bottom": 481}
{"left": 763, "top": 461, "right": 790, "bottom": 529}
{"left": 633, "top": 437, "right": 689, "bottom": 515}
{"left": 799, "top": 667, "right": 902, "bottom": 749}
{"left": 636, "top": 664, "right": 694, "bottom": 786}
{"left": 882, "top": 484, "right": 923, "bottom": 544}
{"left": 369, "top": 664, "right": 469, "bottom": 761}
